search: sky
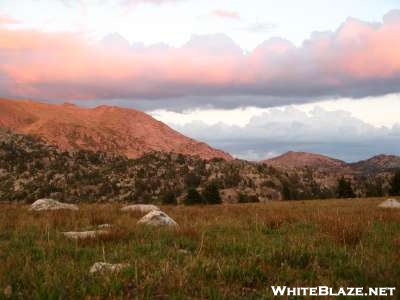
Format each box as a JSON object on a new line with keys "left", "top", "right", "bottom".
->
{"left": 0, "top": 0, "right": 399, "bottom": 161}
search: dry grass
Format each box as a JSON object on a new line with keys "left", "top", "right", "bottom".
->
{"left": 0, "top": 198, "right": 399, "bottom": 299}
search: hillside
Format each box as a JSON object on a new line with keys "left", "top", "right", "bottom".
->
{"left": 263, "top": 151, "right": 347, "bottom": 169}
{"left": 0, "top": 98, "right": 231, "bottom": 160}
{"left": 264, "top": 151, "right": 400, "bottom": 175}
{"left": 0, "top": 130, "right": 397, "bottom": 203}
{"left": 350, "top": 154, "right": 400, "bottom": 173}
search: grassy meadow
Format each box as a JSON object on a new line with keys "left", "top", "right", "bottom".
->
{"left": 0, "top": 198, "right": 399, "bottom": 299}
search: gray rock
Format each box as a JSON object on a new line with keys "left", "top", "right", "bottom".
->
{"left": 30, "top": 198, "right": 78, "bottom": 211}
{"left": 121, "top": 204, "right": 160, "bottom": 214}
{"left": 62, "top": 230, "right": 109, "bottom": 240}
{"left": 137, "top": 210, "right": 178, "bottom": 227}
{"left": 97, "top": 224, "right": 112, "bottom": 229}
{"left": 379, "top": 198, "right": 400, "bottom": 208}
{"left": 89, "top": 262, "right": 130, "bottom": 274}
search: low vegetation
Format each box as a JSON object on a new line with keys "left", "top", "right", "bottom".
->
{"left": 0, "top": 199, "right": 399, "bottom": 299}
{"left": 1, "top": 130, "right": 398, "bottom": 204}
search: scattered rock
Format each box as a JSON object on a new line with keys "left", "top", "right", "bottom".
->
{"left": 30, "top": 198, "right": 79, "bottom": 211}
{"left": 97, "top": 224, "right": 112, "bottom": 229}
{"left": 62, "top": 230, "right": 109, "bottom": 240}
{"left": 378, "top": 198, "right": 400, "bottom": 208}
{"left": 89, "top": 262, "right": 130, "bottom": 274}
{"left": 137, "top": 210, "right": 178, "bottom": 227}
{"left": 121, "top": 204, "right": 160, "bottom": 214}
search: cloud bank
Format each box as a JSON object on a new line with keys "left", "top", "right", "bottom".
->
{"left": 0, "top": 10, "right": 400, "bottom": 109}
{"left": 167, "top": 107, "right": 400, "bottom": 162}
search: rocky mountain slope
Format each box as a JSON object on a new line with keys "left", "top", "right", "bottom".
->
{"left": 0, "top": 130, "right": 397, "bottom": 203}
{"left": 350, "top": 154, "right": 400, "bottom": 173}
{"left": 0, "top": 98, "right": 231, "bottom": 160}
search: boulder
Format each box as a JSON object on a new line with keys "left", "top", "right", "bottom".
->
{"left": 137, "top": 210, "right": 178, "bottom": 227}
{"left": 30, "top": 198, "right": 79, "bottom": 211}
{"left": 89, "top": 262, "right": 130, "bottom": 274}
{"left": 121, "top": 204, "right": 160, "bottom": 214}
{"left": 378, "top": 198, "right": 400, "bottom": 208}
{"left": 97, "top": 224, "right": 112, "bottom": 229}
{"left": 62, "top": 230, "right": 109, "bottom": 240}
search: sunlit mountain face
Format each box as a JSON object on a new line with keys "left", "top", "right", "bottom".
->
{"left": 0, "top": 98, "right": 232, "bottom": 160}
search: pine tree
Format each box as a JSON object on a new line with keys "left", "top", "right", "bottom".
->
{"left": 161, "top": 190, "right": 177, "bottom": 205}
{"left": 184, "top": 172, "right": 201, "bottom": 188}
{"left": 202, "top": 181, "right": 222, "bottom": 204}
{"left": 183, "top": 188, "right": 203, "bottom": 205}
{"left": 336, "top": 177, "right": 355, "bottom": 198}
{"left": 282, "top": 184, "right": 292, "bottom": 200}
{"left": 389, "top": 170, "right": 400, "bottom": 196}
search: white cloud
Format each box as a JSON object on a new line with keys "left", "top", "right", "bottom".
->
{"left": 151, "top": 100, "right": 400, "bottom": 162}
{"left": 151, "top": 93, "right": 400, "bottom": 128}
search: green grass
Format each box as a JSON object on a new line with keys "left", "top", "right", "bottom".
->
{"left": 0, "top": 198, "right": 399, "bottom": 299}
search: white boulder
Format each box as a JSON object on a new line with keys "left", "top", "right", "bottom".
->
{"left": 137, "top": 210, "right": 178, "bottom": 227}
{"left": 378, "top": 198, "right": 400, "bottom": 209}
{"left": 97, "top": 224, "right": 112, "bottom": 229}
{"left": 30, "top": 198, "right": 79, "bottom": 211}
{"left": 89, "top": 262, "right": 130, "bottom": 274}
{"left": 62, "top": 230, "right": 109, "bottom": 240}
{"left": 121, "top": 204, "right": 160, "bottom": 214}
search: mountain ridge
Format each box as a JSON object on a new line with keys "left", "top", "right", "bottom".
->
{"left": 263, "top": 151, "right": 347, "bottom": 169}
{"left": 0, "top": 98, "right": 232, "bottom": 160}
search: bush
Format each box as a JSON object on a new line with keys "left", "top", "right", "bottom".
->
{"left": 389, "top": 170, "right": 400, "bottom": 196}
{"left": 183, "top": 188, "right": 203, "bottom": 205}
{"left": 184, "top": 172, "right": 201, "bottom": 188}
{"left": 161, "top": 190, "right": 177, "bottom": 205}
{"left": 336, "top": 177, "right": 355, "bottom": 198}
{"left": 238, "top": 192, "right": 259, "bottom": 203}
{"left": 202, "top": 181, "right": 222, "bottom": 204}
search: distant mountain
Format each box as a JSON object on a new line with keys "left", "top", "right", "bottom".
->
{"left": 263, "top": 151, "right": 347, "bottom": 169}
{"left": 350, "top": 154, "right": 400, "bottom": 173}
{"left": 0, "top": 98, "right": 231, "bottom": 160}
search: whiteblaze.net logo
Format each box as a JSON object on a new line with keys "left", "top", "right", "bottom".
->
{"left": 271, "top": 286, "right": 396, "bottom": 297}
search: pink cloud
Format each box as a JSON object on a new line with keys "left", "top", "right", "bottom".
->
{"left": 0, "top": 15, "right": 19, "bottom": 25}
{"left": 211, "top": 9, "right": 241, "bottom": 20}
{"left": 0, "top": 10, "right": 400, "bottom": 106}
{"left": 121, "top": 0, "right": 183, "bottom": 6}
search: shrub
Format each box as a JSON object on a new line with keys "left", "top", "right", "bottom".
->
{"left": 202, "top": 181, "right": 222, "bottom": 204}
{"left": 161, "top": 190, "right": 177, "bottom": 205}
{"left": 184, "top": 172, "right": 201, "bottom": 188}
{"left": 389, "top": 170, "right": 400, "bottom": 196}
{"left": 183, "top": 188, "right": 203, "bottom": 205}
{"left": 336, "top": 177, "right": 355, "bottom": 198}
{"left": 237, "top": 192, "right": 259, "bottom": 203}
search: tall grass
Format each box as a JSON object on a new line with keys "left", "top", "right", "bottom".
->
{"left": 0, "top": 198, "right": 399, "bottom": 299}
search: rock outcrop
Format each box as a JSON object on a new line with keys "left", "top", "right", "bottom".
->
{"left": 30, "top": 199, "right": 79, "bottom": 211}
